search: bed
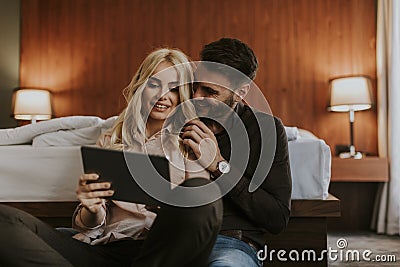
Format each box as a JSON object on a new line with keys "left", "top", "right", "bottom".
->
{"left": 0, "top": 119, "right": 338, "bottom": 267}
{"left": 289, "top": 129, "right": 331, "bottom": 200}
{"left": 0, "top": 116, "right": 115, "bottom": 202}
{"left": 0, "top": 145, "right": 82, "bottom": 202}
{"left": 0, "top": 125, "right": 331, "bottom": 202}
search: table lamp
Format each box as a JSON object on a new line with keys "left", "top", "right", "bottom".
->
{"left": 13, "top": 89, "right": 52, "bottom": 124}
{"left": 328, "top": 76, "right": 373, "bottom": 159}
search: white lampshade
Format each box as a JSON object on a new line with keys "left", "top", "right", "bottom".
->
{"left": 328, "top": 76, "right": 373, "bottom": 112}
{"left": 13, "top": 89, "right": 52, "bottom": 121}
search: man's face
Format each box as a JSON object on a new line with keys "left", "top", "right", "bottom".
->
{"left": 193, "top": 65, "right": 237, "bottom": 119}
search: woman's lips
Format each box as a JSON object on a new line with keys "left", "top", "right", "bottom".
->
{"left": 152, "top": 102, "right": 170, "bottom": 111}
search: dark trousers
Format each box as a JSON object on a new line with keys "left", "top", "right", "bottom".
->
{"left": 0, "top": 178, "right": 222, "bottom": 267}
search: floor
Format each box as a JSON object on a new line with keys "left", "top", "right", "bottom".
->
{"left": 328, "top": 232, "right": 400, "bottom": 267}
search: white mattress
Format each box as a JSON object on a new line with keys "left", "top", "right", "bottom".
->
{"left": 0, "top": 132, "right": 331, "bottom": 201}
{"left": 0, "top": 145, "right": 83, "bottom": 201}
{"left": 288, "top": 133, "right": 331, "bottom": 200}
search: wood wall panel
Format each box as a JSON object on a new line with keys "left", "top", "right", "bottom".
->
{"left": 20, "top": 0, "right": 377, "bottom": 155}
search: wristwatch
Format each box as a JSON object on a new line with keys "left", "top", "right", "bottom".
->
{"left": 212, "top": 160, "right": 231, "bottom": 179}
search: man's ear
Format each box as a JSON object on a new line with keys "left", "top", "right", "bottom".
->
{"left": 234, "top": 84, "right": 250, "bottom": 101}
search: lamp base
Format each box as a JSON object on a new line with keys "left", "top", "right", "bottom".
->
{"left": 339, "top": 151, "right": 363, "bottom": 159}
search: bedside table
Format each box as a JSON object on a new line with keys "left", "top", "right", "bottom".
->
{"left": 328, "top": 157, "right": 389, "bottom": 231}
{"left": 331, "top": 157, "right": 389, "bottom": 182}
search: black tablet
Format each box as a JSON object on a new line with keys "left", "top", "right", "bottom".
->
{"left": 81, "top": 146, "right": 171, "bottom": 206}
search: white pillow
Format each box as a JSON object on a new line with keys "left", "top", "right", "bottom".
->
{"left": 284, "top": 126, "right": 299, "bottom": 141}
{"left": 32, "top": 126, "right": 102, "bottom": 147}
{"left": 0, "top": 116, "right": 104, "bottom": 145}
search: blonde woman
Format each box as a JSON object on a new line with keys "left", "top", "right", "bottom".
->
{"left": 0, "top": 49, "right": 222, "bottom": 267}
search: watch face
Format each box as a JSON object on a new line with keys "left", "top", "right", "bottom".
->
{"left": 219, "top": 161, "right": 231, "bottom": 174}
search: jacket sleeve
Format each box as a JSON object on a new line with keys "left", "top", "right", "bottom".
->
{"left": 228, "top": 116, "right": 292, "bottom": 234}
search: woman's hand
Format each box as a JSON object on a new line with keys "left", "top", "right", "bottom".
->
{"left": 181, "top": 119, "right": 225, "bottom": 173}
{"left": 76, "top": 173, "right": 114, "bottom": 214}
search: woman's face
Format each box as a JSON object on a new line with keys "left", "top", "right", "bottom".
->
{"left": 141, "top": 61, "right": 180, "bottom": 123}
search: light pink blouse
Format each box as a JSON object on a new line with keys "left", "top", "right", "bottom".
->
{"left": 72, "top": 128, "right": 209, "bottom": 245}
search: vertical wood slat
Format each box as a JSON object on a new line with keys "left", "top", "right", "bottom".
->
{"left": 20, "top": 0, "right": 377, "bottom": 155}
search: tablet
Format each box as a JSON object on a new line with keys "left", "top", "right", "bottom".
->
{"left": 81, "top": 146, "right": 171, "bottom": 205}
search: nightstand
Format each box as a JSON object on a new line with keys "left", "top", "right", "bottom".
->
{"left": 328, "top": 157, "right": 389, "bottom": 231}
{"left": 331, "top": 157, "right": 389, "bottom": 182}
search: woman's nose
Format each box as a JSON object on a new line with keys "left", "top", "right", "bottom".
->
{"left": 158, "top": 87, "right": 172, "bottom": 100}
{"left": 158, "top": 92, "right": 168, "bottom": 100}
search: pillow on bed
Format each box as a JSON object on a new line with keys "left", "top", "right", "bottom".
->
{"left": 284, "top": 126, "right": 299, "bottom": 141}
{"left": 298, "top": 128, "right": 319, "bottom": 139}
{"left": 32, "top": 126, "right": 102, "bottom": 147}
{"left": 0, "top": 116, "right": 104, "bottom": 145}
{"left": 0, "top": 116, "right": 118, "bottom": 146}
{"left": 32, "top": 116, "right": 118, "bottom": 147}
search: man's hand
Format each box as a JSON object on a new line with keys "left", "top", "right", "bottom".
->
{"left": 181, "top": 119, "right": 225, "bottom": 173}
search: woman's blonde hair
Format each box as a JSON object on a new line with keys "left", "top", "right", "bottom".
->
{"left": 106, "top": 48, "right": 195, "bottom": 152}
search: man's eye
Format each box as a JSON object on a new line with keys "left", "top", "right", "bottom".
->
{"left": 207, "top": 88, "right": 217, "bottom": 94}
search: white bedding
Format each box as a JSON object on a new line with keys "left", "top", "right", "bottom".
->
{"left": 289, "top": 130, "right": 331, "bottom": 199}
{"left": 0, "top": 146, "right": 83, "bottom": 201}
{"left": 0, "top": 116, "right": 117, "bottom": 146}
{"left": 0, "top": 128, "right": 331, "bottom": 201}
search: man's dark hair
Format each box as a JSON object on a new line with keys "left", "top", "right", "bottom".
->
{"left": 200, "top": 38, "right": 258, "bottom": 84}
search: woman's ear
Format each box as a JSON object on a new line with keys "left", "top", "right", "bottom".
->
{"left": 234, "top": 84, "right": 250, "bottom": 101}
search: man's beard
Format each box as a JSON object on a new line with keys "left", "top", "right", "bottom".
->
{"left": 222, "top": 93, "right": 235, "bottom": 108}
{"left": 196, "top": 93, "right": 236, "bottom": 131}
